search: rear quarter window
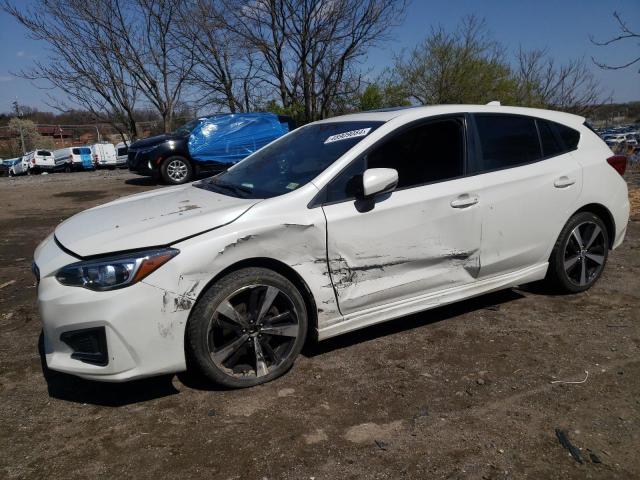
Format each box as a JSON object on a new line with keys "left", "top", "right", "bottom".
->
{"left": 554, "top": 123, "right": 580, "bottom": 151}
{"left": 473, "top": 114, "right": 541, "bottom": 172}
{"left": 537, "top": 120, "right": 563, "bottom": 158}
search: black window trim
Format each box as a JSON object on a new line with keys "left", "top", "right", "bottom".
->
{"left": 535, "top": 118, "right": 570, "bottom": 160}
{"left": 309, "top": 113, "right": 472, "bottom": 208}
{"left": 549, "top": 120, "right": 581, "bottom": 154}
{"left": 467, "top": 113, "right": 580, "bottom": 176}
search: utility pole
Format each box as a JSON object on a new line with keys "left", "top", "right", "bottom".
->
{"left": 12, "top": 99, "right": 26, "bottom": 155}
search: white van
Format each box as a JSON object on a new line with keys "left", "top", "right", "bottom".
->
{"left": 53, "top": 147, "right": 95, "bottom": 171}
{"left": 90, "top": 143, "right": 118, "bottom": 168}
{"left": 24, "top": 150, "right": 58, "bottom": 173}
{"left": 115, "top": 141, "right": 129, "bottom": 167}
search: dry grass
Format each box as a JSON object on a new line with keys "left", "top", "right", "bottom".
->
{"left": 629, "top": 185, "right": 640, "bottom": 216}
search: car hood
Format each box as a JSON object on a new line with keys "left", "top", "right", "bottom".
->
{"left": 129, "top": 133, "right": 184, "bottom": 149}
{"left": 55, "top": 184, "right": 259, "bottom": 257}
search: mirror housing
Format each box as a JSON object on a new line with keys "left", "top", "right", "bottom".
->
{"left": 362, "top": 168, "right": 398, "bottom": 198}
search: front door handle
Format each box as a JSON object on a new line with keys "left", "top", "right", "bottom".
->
{"left": 450, "top": 194, "right": 479, "bottom": 209}
{"left": 554, "top": 176, "right": 576, "bottom": 188}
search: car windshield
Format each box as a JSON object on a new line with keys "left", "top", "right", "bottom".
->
{"left": 195, "top": 121, "right": 383, "bottom": 199}
{"left": 171, "top": 119, "right": 203, "bottom": 137}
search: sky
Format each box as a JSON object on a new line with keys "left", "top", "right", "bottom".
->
{"left": 0, "top": 0, "right": 638, "bottom": 114}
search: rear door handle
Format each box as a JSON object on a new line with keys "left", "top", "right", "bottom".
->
{"left": 450, "top": 194, "right": 479, "bottom": 209}
{"left": 554, "top": 176, "right": 576, "bottom": 188}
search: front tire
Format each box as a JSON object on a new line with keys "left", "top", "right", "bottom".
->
{"left": 160, "top": 156, "right": 192, "bottom": 185}
{"left": 546, "top": 212, "right": 609, "bottom": 293}
{"left": 186, "top": 268, "right": 308, "bottom": 388}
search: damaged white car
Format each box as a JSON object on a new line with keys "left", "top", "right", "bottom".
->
{"left": 34, "top": 105, "right": 629, "bottom": 387}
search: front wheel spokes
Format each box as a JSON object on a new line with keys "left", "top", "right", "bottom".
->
{"left": 253, "top": 336, "right": 269, "bottom": 377}
{"left": 260, "top": 338, "right": 280, "bottom": 364}
{"left": 212, "top": 333, "right": 249, "bottom": 364}
{"left": 216, "top": 300, "right": 249, "bottom": 329}
{"left": 209, "top": 283, "right": 300, "bottom": 379}
{"left": 586, "top": 253, "right": 604, "bottom": 265}
{"left": 261, "top": 323, "right": 299, "bottom": 338}
{"left": 256, "top": 286, "right": 279, "bottom": 323}
{"left": 585, "top": 225, "right": 602, "bottom": 249}
{"left": 564, "top": 255, "right": 580, "bottom": 271}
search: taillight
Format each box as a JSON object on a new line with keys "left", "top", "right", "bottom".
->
{"left": 606, "top": 155, "right": 627, "bottom": 176}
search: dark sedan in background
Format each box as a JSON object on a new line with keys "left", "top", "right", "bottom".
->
{"left": 128, "top": 113, "right": 295, "bottom": 184}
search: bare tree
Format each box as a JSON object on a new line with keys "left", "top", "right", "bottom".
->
{"left": 223, "top": 0, "right": 407, "bottom": 123}
{"left": 514, "top": 48, "right": 607, "bottom": 115}
{"left": 2, "top": 0, "right": 141, "bottom": 141}
{"left": 107, "top": 0, "right": 196, "bottom": 132}
{"left": 591, "top": 11, "right": 640, "bottom": 71}
{"left": 3, "top": 0, "right": 195, "bottom": 136}
{"left": 178, "top": 0, "right": 262, "bottom": 113}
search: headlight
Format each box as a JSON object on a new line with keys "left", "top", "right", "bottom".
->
{"left": 55, "top": 248, "right": 179, "bottom": 291}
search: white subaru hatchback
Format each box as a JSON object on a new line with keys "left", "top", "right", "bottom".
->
{"left": 34, "top": 105, "right": 629, "bottom": 387}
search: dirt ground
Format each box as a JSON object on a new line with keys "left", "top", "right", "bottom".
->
{"left": 0, "top": 169, "right": 639, "bottom": 480}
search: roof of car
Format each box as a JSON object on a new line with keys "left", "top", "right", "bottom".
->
{"left": 315, "top": 104, "right": 585, "bottom": 127}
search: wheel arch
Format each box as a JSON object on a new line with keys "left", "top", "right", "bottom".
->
{"left": 187, "top": 257, "right": 319, "bottom": 342}
{"left": 572, "top": 203, "right": 616, "bottom": 249}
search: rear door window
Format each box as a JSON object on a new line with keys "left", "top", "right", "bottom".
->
{"left": 473, "top": 114, "right": 541, "bottom": 172}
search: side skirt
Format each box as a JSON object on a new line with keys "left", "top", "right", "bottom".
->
{"left": 317, "top": 263, "right": 548, "bottom": 340}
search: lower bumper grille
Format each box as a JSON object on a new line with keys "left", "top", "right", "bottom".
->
{"left": 60, "top": 327, "right": 109, "bottom": 366}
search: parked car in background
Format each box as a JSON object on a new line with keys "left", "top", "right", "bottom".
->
{"left": 9, "top": 155, "right": 31, "bottom": 176}
{"left": 115, "top": 141, "right": 129, "bottom": 167}
{"left": 128, "top": 112, "right": 295, "bottom": 185}
{"left": 23, "top": 150, "right": 60, "bottom": 173}
{"left": 34, "top": 104, "right": 629, "bottom": 388}
{"left": 53, "top": 147, "right": 94, "bottom": 171}
{"left": 1, "top": 157, "right": 21, "bottom": 177}
{"left": 90, "top": 143, "right": 118, "bottom": 169}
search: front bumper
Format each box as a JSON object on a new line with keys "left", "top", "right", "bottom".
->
{"left": 127, "top": 151, "right": 157, "bottom": 176}
{"left": 35, "top": 238, "right": 190, "bottom": 381}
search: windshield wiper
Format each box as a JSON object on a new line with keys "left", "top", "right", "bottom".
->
{"left": 208, "top": 180, "right": 252, "bottom": 197}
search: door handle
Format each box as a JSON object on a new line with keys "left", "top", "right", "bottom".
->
{"left": 554, "top": 176, "right": 576, "bottom": 188}
{"left": 450, "top": 194, "right": 479, "bottom": 209}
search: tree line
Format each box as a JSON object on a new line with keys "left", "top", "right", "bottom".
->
{"left": 2, "top": 1, "right": 625, "bottom": 142}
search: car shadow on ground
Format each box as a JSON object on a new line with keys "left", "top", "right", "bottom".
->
{"left": 124, "top": 176, "right": 162, "bottom": 186}
{"left": 302, "top": 288, "right": 525, "bottom": 358}
{"left": 37, "top": 288, "right": 525, "bottom": 402}
{"left": 38, "top": 332, "right": 180, "bottom": 406}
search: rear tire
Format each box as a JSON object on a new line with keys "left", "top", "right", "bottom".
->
{"left": 545, "top": 212, "right": 609, "bottom": 293}
{"left": 160, "top": 156, "right": 192, "bottom": 185}
{"left": 186, "top": 267, "right": 308, "bottom": 388}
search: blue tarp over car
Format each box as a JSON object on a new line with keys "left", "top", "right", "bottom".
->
{"left": 187, "top": 113, "right": 290, "bottom": 164}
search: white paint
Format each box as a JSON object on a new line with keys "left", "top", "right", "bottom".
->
{"left": 362, "top": 168, "right": 398, "bottom": 197}
{"left": 90, "top": 143, "right": 118, "bottom": 167}
{"left": 34, "top": 103, "right": 629, "bottom": 382}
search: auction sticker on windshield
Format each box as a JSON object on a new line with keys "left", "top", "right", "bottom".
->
{"left": 324, "top": 128, "right": 371, "bottom": 144}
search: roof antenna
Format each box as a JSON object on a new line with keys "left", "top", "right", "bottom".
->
{"left": 486, "top": 101, "right": 501, "bottom": 106}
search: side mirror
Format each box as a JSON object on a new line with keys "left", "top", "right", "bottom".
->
{"left": 362, "top": 168, "right": 398, "bottom": 198}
